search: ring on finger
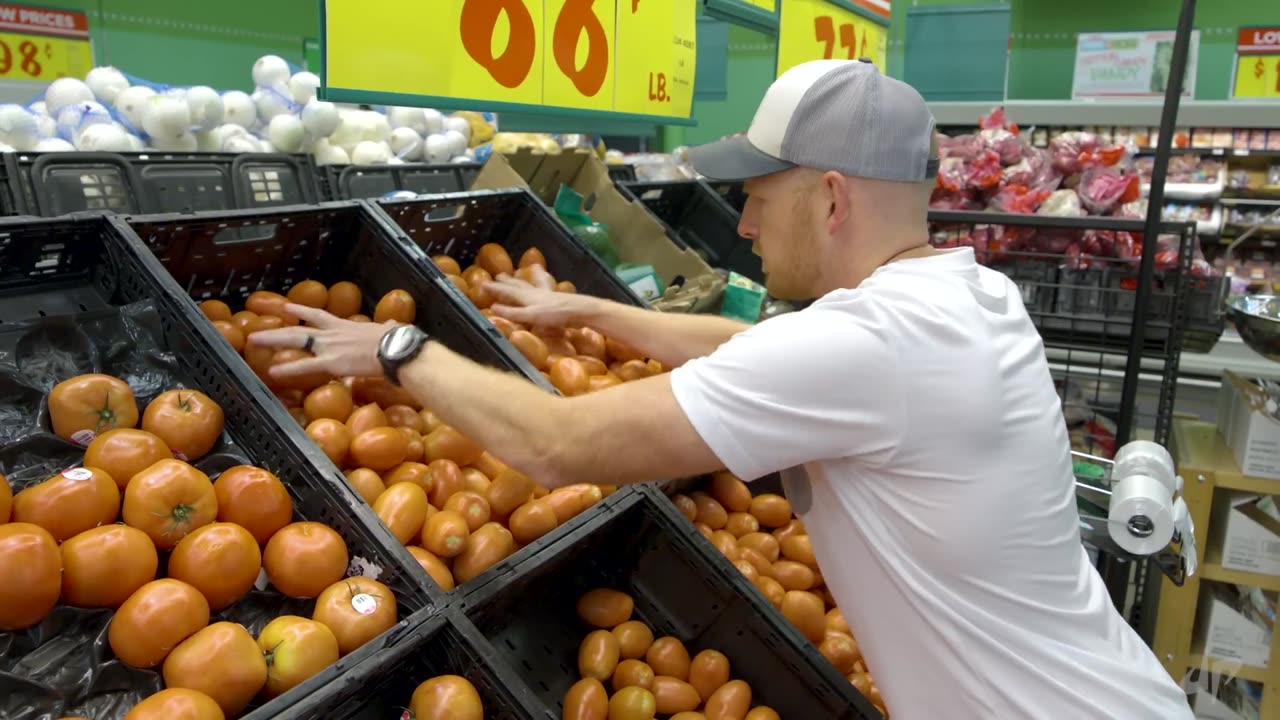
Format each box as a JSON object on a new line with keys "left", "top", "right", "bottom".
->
{"left": 302, "top": 334, "right": 316, "bottom": 353}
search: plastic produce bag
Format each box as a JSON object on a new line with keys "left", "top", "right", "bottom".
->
{"left": 964, "top": 150, "right": 1003, "bottom": 191}
{"left": 978, "top": 106, "right": 1019, "bottom": 134}
{"left": 937, "top": 133, "right": 984, "bottom": 161}
{"left": 1002, "top": 149, "right": 1061, "bottom": 192}
{"left": 988, "top": 185, "right": 1052, "bottom": 214}
{"left": 928, "top": 187, "right": 982, "bottom": 210}
{"left": 1077, "top": 167, "right": 1140, "bottom": 215}
{"left": 553, "top": 185, "right": 622, "bottom": 270}
{"left": 978, "top": 127, "right": 1026, "bottom": 166}
{"left": 1037, "top": 189, "right": 1086, "bottom": 217}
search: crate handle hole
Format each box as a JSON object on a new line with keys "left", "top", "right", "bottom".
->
{"left": 420, "top": 205, "right": 468, "bottom": 224}
{"left": 213, "top": 224, "right": 279, "bottom": 245}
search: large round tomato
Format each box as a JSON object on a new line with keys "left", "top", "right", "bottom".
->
{"left": 123, "top": 688, "right": 225, "bottom": 720}
{"left": 257, "top": 615, "right": 340, "bottom": 698}
{"left": 83, "top": 429, "right": 173, "bottom": 489}
{"left": 410, "top": 675, "right": 484, "bottom": 720}
{"left": 48, "top": 373, "right": 139, "bottom": 445}
{"left": 263, "top": 522, "right": 349, "bottom": 598}
{"left": 167, "top": 523, "right": 262, "bottom": 611}
{"left": 108, "top": 578, "right": 210, "bottom": 668}
{"left": 212, "top": 465, "right": 293, "bottom": 544}
{"left": 0, "top": 472, "right": 11, "bottom": 522}
{"left": 12, "top": 467, "right": 120, "bottom": 542}
{"left": 141, "top": 389, "right": 224, "bottom": 461}
{"left": 61, "top": 524, "right": 158, "bottom": 608}
{"left": 0, "top": 522, "right": 60, "bottom": 630}
{"left": 122, "top": 459, "right": 217, "bottom": 550}
{"left": 312, "top": 577, "right": 398, "bottom": 656}
{"left": 163, "top": 621, "right": 267, "bottom": 716}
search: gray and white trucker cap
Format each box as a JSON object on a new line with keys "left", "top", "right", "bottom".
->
{"left": 688, "top": 59, "right": 938, "bottom": 183}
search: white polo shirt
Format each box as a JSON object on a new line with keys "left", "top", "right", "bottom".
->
{"left": 669, "top": 248, "right": 1193, "bottom": 720}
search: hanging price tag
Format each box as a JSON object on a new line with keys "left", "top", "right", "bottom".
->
{"left": 322, "top": 0, "right": 696, "bottom": 124}
{"left": 1233, "top": 55, "right": 1280, "bottom": 99}
{"left": 776, "top": 0, "right": 887, "bottom": 78}
{"left": 0, "top": 4, "right": 92, "bottom": 82}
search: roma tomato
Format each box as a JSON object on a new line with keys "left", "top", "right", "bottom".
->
{"left": 426, "top": 459, "right": 463, "bottom": 508}
{"left": 303, "top": 382, "right": 354, "bottom": 424}
{"left": 263, "top": 522, "right": 349, "bottom": 599}
{"left": 307, "top": 418, "right": 351, "bottom": 465}
{"left": 348, "top": 427, "right": 408, "bottom": 472}
{"left": 312, "top": 577, "right": 398, "bottom": 656}
{"left": 123, "top": 688, "right": 225, "bottom": 720}
{"left": 373, "top": 289, "right": 416, "bottom": 324}
{"left": 61, "top": 524, "right": 158, "bottom": 608}
{"left": 424, "top": 426, "right": 482, "bottom": 467}
{"left": 345, "top": 403, "right": 387, "bottom": 437}
{"left": 84, "top": 429, "right": 173, "bottom": 489}
{"left": 198, "top": 299, "right": 233, "bottom": 322}
{"left": 409, "top": 675, "right": 484, "bottom": 720}
{"left": 212, "top": 465, "right": 293, "bottom": 544}
{"left": 345, "top": 468, "right": 385, "bottom": 505}
{"left": 286, "top": 279, "right": 329, "bottom": 308}
{"left": 211, "top": 320, "right": 246, "bottom": 353}
{"left": 0, "top": 472, "right": 10, "bottom": 522}
{"left": 406, "top": 546, "right": 455, "bottom": 592}
{"left": 0, "top": 523, "right": 60, "bottom": 630}
{"left": 257, "top": 615, "right": 340, "bottom": 698}
{"left": 325, "top": 281, "right": 362, "bottom": 318}
{"left": 12, "top": 467, "right": 120, "bottom": 542}
{"left": 48, "top": 373, "right": 139, "bottom": 444}
{"left": 163, "top": 621, "right": 267, "bottom": 716}
{"left": 141, "top": 389, "right": 224, "bottom": 461}
{"left": 451, "top": 522, "right": 516, "bottom": 584}
{"left": 372, "top": 482, "right": 429, "bottom": 545}
{"left": 245, "top": 290, "right": 299, "bottom": 324}
{"left": 122, "top": 459, "right": 217, "bottom": 550}
{"left": 168, "top": 523, "right": 262, "bottom": 611}
{"left": 109, "top": 578, "right": 210, "bottom": 668}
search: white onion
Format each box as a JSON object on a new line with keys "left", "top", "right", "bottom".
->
{"left": 45, "top": 78, "right": 94, "bottom": 115}
{"left": 300, "top": 99, "right": 340, "bottom": 137}
{"left": 0, "top": 105, "right": 39, "bottom": 150}
{"left": 442, "top": 129, "right": 468, "bottom": 157}
{"left": 288, "top": 72, "right": 320, "bottom": 104}
{"left": 450, "top": 155, "right": 473, "bottom": 164}
{"left": 126, "top": 133, "right": 145, "bottom": 151}
{"left": 388, "top": 107, "right": 426, "bottom": 134}
{"left": 194, "top": 128, "right": 222, "bottom": 152}
{"left": 151, "top": 131, "right": 198, "bottom": 152}
{"left": 85, "top": 66, "right": 130, "bottom": 104}
{"left": 186, "top": 86, "right": 224, "bottom": 132}
{"left": 268, "top": 114, "right": 305, "bottom": 153}
{"left": 33, "top": 114, "right": 55, "bottom": 140}
{"left": 313, "top": 139, "right": 350, "bottom": 165}
{"left": 444, "top": 116, "right": 472, "bottom": 142}
{"left": 363, "top": 111, "right": 391, "bottom": 143}
{"left": 351, "top": 140, "right": 391, "bottom": 164}
{"left": 141, "top": 96, "right": 192, "bottom": 141}
{"left": 114, "top": 86, "right": 156, "bottom": 131}
{"left": 55, "top": 101, "right": 111, "bottom": 141}
{"left": 75, "top": 123, "right": 134, "bottom": 152}
{"left": 422, "top": 109, "right": 445, "bottom": 135}
{"left": 423, "top": 133, "right": 452, "bottom": 163}
{"left": 221, "top": 91, "right": 257, "bottom": 128}
{"left": 253, "top": 85, "right": 293, "bottom": 123}
{"left": 252, "top": 55, "right": 291, "bottom": 88}
{"left": 35, "top": 138, "right": 74, "bottom": 152}
{"left": 223, "top": 135, "right": 260, "bottom": 153}
{"left": 389, "top": 127, "right": 422, "bottom": 161}
{"left": 328, "top": 110, "right": 365, "bottom": 153}
{"left": 387, "top": 157, "right": 405, "bottom": 165}
{"left": 29, "top": 101, "right": 47, "bottom": 116}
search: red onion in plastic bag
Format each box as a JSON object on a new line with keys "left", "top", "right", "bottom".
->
{"left": 938, "top": 133, "right": 984, "bottom": 161}
{"left": 978, "top": 128, "right": 1027, "bottom": 166}
{"left": 988, "top": 185, "right": 1051, "bottom": 214}
{"left": 1078, "top": 167, "right": 1139, "bottom": 215}
{"left": 964, "top": 149, "right": 1003, "bottom": 191}
{"left": 1038, "top": 189, "right": 1086, "bottom": 217}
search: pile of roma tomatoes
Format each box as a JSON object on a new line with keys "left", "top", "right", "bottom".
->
{"left": 564, "top": 587, "right": 780, "bottom": 720}
{"left": 430, "top": 242, "right": 668, "bottom": 392}
{"left": 0, "top": 372, "right": 399, "bottom": 720}
{"left": 195, "top": 272, "right": 615, "bottom": 595}
{"left": 670, "top": 473, "right": 887, "bottom": 718}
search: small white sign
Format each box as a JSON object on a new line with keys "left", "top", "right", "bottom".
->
{"left": 1072, "top": 30, "right": 1200, "bottom": 99}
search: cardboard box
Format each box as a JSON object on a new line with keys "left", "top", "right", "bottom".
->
{"left": 1194, "top": 583, "right": 1272, "bottom": 669}
{"left": 1210, "top": 490, "right": 1280, "bottom": 577}
{"left": 1217, "top": 371, "right": 1280, "bottom": 480}
{"left": 471, "top": 150, "right": 725, "bottom": 313}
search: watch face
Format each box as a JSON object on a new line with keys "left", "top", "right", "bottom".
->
{"left": 381, "top": 325, "right": 423, "bottom": 361}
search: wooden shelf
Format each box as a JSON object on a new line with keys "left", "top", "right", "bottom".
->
{"left": 1187, "top": 653, "right": 1270, "bottom": 684}
{"left": 1199, "top": 558, "right": 1280, "bottom": 594}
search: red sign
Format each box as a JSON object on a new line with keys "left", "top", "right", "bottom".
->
{"left": 0, "top": 3, "right": 88, "bottom": 40}
{"left": 1238, "top": 26, "right": 1280, "bottom": 55}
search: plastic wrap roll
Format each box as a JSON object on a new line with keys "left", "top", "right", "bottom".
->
{"left": 1112, "top": 440, "right": 1177, "bottom": 495}
{"left": 1108, "top": 474, "right": 1175, "bottom": 556}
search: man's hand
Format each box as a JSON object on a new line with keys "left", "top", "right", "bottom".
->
{"left": 486, "top": 269, "right": 598, "bottom": 329}
{"left": 246, "top": 303, "right": 394, "bottom": 380}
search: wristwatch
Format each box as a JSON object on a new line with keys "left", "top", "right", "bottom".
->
{"left": 377, "top": 325, "right": 429, "bottom": 386}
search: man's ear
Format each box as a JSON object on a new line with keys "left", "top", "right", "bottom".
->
{"left": 823, "top": 171, "right": 851, "bottom": 235}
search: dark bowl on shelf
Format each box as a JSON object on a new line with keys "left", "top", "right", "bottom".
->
{"left": 1226, "top": 294, "right": 1280, "bottom": 361}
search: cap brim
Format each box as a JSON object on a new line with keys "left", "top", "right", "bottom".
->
{"left": 687, "top": 135, "right": 795, "bottom": 182}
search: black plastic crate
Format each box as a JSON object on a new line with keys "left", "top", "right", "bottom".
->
{"left": 606, "top": 163, "right": 637, "bottom": 184}
{"left": 459, "top": 490, "right": 882, "bottom": 719}
{"left": 317, "top": 161, "right": 483, "bottom": 201}
{"left": 993, "top": 261, "right": 1059, "bottom": 318}
{"left": 288, "top": 609, "right": 551, "bottom": 720}
{"left": 371, "top": 188, "right": 644, "bottom": 308}
{"left": 707, "top": 179, "right": 747, "bottom": 214}
{"left": 119, "top": 201, "right": 628, "bottom": 597}
{"left": 5, "top": 150, "right": 320, "bottom": 217}
{"left": 121, "top": 200, "right": 548, "bottom": 390}
{"left": 619, "top": 179, "right": 760, "bottom": 284}
{"left": 0, "top": 212, "right": 436, "bottom": 719}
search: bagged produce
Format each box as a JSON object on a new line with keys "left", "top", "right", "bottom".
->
{"left": 938, "top": 133, "right": 984, "bottom": 161}
{"left": 988, "top": 184, "right": 1051, "bottom": 214}
{"left": 928, "top": 187, "right": 982, "bottom": 210}
{"left": 978, "top": 127, "right": 1026, "bottom": 165}
{"left": 1077, "top": 167, "right": 1139, "bottom": 215}
{"left": 1037, "top": 189, "right": 1086, "bottom": 217}
{"left": 977, "top": 106, "right": 1018, "bottom": 134}
{"left": 1002, "top": 149, "right": 1060, "bottom": 192}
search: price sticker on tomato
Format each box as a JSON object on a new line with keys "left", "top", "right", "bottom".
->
{"left": 322, "top": 0, "right": 697, "bottom": 123}
{"left": 776, "top": 0, "right": 887, "bottom": 78}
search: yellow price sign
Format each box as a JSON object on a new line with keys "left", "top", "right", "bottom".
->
{"left": 1233, "top": 54, "right": 1280, "bottom": 99}
{"left": 0, "top": 3, "right": 92, "bottom": 82}
{"left": 322, "top": 0, "right": 696, "bottom": 124}
{"left": 776, "top": 0, "right": 887, "bottom": 78}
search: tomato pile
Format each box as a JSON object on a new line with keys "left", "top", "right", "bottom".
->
{"left": 196, "top": 267, "right": 637, "bottom": 594}
{"left": 564, "top": 587, "right": 780, "bottom": 720}
{"left": 405, "top": 675, "right": 484, "bottom": 720}
{"left": 430, "top": 243, "right": 668, "bottom": 391}
{"left": 670, "top": 473, "right": 887, "bottom": 718}
{"left": 0, "top": 372, "right": 399, "bottom": 718}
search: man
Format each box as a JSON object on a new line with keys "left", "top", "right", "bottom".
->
{"left": 251, "top": 60, "right": 1193, "bottom": 719}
